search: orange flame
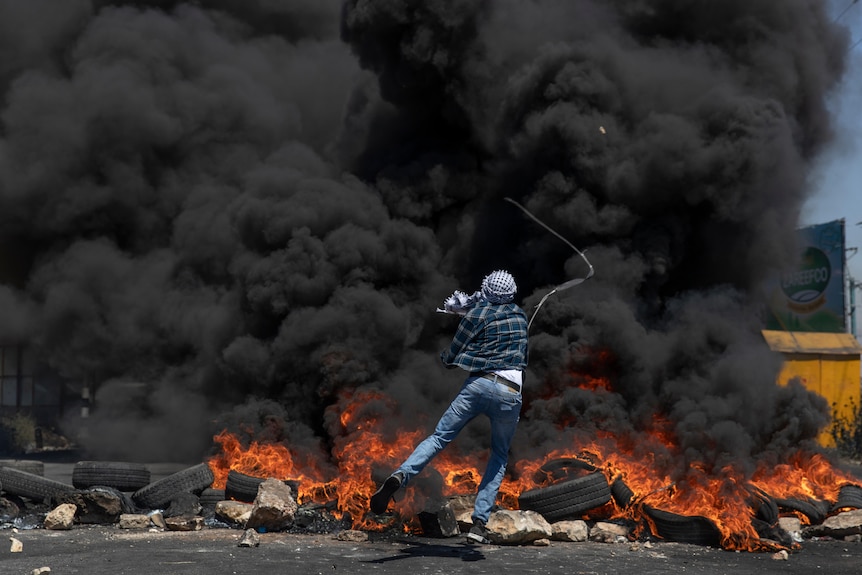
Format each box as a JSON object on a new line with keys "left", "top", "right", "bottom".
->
{"left": 207, "top": 371, "right": 859, "bottom": 551}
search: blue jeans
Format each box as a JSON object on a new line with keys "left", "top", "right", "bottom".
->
{"left": 396, "top": 375, "right": 522, "bottom": 524}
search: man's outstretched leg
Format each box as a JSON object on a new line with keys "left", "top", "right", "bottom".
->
{"left": 370, "top": 471, "right": 405, "bottom": 514}
{"left": 369, "top": 381, "right": 482, "bottom": 514}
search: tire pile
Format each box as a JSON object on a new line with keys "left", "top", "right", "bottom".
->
{"left": 0, "top": 460, "right": 214, "bottom": 515}
{"left": 518, "top": 457, "right": 862, "bottom": 548}
{"left": 0, "top": 461, "right": 309, "bottom": 522}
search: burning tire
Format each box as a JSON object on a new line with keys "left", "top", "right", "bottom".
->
{"left": 775, "top": 497, "right": 829, "bottom": 525}
{"left": 831, "top": 484, "right": 862, "bottom": 512}
{"left": 132, "top": 463, "right": 214, "bottom": 510}
{"left": 0, "top": 460, "right": 44, "bottom": 476}
{"left": 611, "top": 477, "right": 635, "bottom": 509}
{"left": 518, "top": 471, "right": 611, "bottom": 522}
{"left": 0, "top": 466, "right": 75, "bottom": 502}
{"left": 643, "top": 505, "right": 722, "bottom": 547}
{"left": 748, "top": 486, "right": 779, "bottom": 525}
{"left": 72, "top": 461, "right": 151, "bottom": 492}
{"left": 225, "top": 470, "right": 300, "bottom": 503}
{"left": 534, "top": 457, "right": 597, "bottom": 483}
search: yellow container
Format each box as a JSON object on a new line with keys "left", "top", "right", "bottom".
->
{"left": 762, "top": 330, "right": 862, "bottom": 446}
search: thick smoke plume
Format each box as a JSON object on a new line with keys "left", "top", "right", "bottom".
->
{"left": 0, "top": 0, "right": 850, "bottom": 484}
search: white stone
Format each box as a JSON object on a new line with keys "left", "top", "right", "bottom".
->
{"left": 486, "top": 509, "right": 553, "bottom": 545}
{"left": 118, "top": 514, "right": 150, "bottom": 529}
{"left": 216, "top": 500, "right": 253, "bottom": 526}
{"left": 44, "top": 503, "right": 77, "bottom": 530}
{"left": 551, "top": 520, "right": 589, "bottom": 542}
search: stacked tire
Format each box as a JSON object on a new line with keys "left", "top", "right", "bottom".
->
{"left": 0, "top": 466, "right": 75, "bottom": 502}
{"left": 72, "top": 461, "right": 151, "bottom": 492}
{"left": 132, "top": 463, "right": 214, "bottom": 510}
{"left": 518, "top": 458, "right": 612, "bottom": 522}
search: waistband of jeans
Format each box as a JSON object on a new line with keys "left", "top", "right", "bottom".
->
{"left": 472, "top": 371, "right": 521, "bottom": 393}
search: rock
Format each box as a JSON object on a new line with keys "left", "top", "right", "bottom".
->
{"left": 447, "top": 495, "right": 476, "bottom": 529}
{"left": 30, "top": 568, "right": 51, "bottom": 575}
{"left": 779, "top": 517, "right": 803, "bottom": 543}
{"left": 336, "top": 530, "right": 369, "bottom": 542}
{"left": 44, "top": 503, "right": 77, "bottom": 530}
{"left": 165, "top": 492, "right": 202, "bottom": 518}
{"left": 246, "top": 478, "right": 298, "bottom": 532}
{"left": 805, "top": 509, "right": 862, "bottom": 538}
{"left": 486, "top": 509, "right": 553, "bottom": 545}
{"left": 10, "top": 536, "right": 23, "bottom": 552}
{"left": 0, "top": 497, "right": 20, "bottom": 522}
{"left": 149, "top": 510, "right": 167, "bottom": 529}
{"left": 589, "top": 521, "right": 629, "bottom": 543}
{"left": 551, "top": 520, "right": 589, "bottom": 542}
{"left": 55, "top": 487, "right": 126, "bottom": 524}
{"left": 215, "top": 501, "right": 253, "bottom": 526}
{"left": 165, "top": 516, "right": 204, "bottom": 531}
{"left": 772, "top": 550, "right": 789, "bottom": 561}
{"left": 778, "top": 517, "right": 801, "bottom": 533}
{"left": 238, "top": 529, "right": 260, "bottom": 548}
{"left": 418, "top": 501, "right": 460, "bottom": 538}
{"left": 118, "top": 514, "right": 150, "bottom": 529}
{"left": 533, "top": 538, "right": 551, "bottom": 546}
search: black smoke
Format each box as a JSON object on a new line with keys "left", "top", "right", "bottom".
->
{"left": 0, "top": 0, "right": 850, "bottom": 480}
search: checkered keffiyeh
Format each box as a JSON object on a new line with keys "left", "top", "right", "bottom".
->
{"left": 481, "top": 270, "right": 516, "bottom": 303}
{"left": 436, "top": 270, "right": 518, "bottom": 315}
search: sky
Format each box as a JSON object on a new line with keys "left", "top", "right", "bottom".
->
{"left": 806, "top": 0, "right": 862, "bottom": 336}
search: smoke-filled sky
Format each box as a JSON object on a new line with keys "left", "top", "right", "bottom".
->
{"left": 0, "top": 1, "right": 852, "bottom": 478}
{"left": 807, "top": 0, "right": 862, "bottom": 336}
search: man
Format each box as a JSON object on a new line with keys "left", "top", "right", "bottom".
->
{"left": 370, "top": 270, "right": 529, "bottom": 545}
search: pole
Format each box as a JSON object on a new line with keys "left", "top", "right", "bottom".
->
{"left": 852, "top": 279, "right": 858, "bottom": 338}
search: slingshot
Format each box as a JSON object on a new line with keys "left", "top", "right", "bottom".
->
{"left": 504, "top": 197, "right": 595, "bottom": 329}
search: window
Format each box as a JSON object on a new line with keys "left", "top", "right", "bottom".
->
{"left": 0, "top": 345, "right": 36, "bottom": 407}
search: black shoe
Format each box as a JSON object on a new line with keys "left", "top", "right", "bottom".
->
{"left": 465, "top": 519, "right": 490, "bottom": 545}
{"left": 370, "top": 472, "right": 404, "bottom": 514}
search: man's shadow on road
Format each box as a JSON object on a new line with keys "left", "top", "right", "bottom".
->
{"left": 365, "top": 541, "right": 486, "bottom": 563}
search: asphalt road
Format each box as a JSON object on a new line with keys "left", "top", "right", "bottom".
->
{"left": 3, "top": 525, "right": 862, "bottom": 575}
{"left": 0, "top": 458, "right": 858, "bottom": 575}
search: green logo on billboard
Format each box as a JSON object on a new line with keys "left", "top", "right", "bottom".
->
{"left": 781, "top": 247, "right": 831, "bottom": 303}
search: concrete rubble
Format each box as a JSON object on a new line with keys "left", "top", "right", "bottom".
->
{"left": 486, "top": 509, "right": 553, "bottom": 545}
{"left": 246, "top": 478, "right": 298, "bottom": 532}
{"left": 804, "top": 509, "right": 862, "bottom": 538}
{"left": 238, "top": 528, "right": 260, "bottom": 547}
{"left": 551, "top": 520, "right": 589, "bottom": 542}
{"left": 43, "top": 503, "right": 76, "bottom": 530}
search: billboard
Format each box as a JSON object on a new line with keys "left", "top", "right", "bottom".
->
{"left": 764, "top": 219, "right": 846, "bottom": 333}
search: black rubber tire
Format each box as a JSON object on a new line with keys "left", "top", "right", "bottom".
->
{"left": 611, "top": 477, "right": 635, "bottom": 509}
{"left": 832, "top": 484, "right": 862, "bottom": 512}
{"left": 776, "top": 497, "right": 829, "bottom": 525}
{"left": 534, "top": 458, "right": 597, "bottom": 483}
{"left": 0, "top": 460, "right": 44, "bottom": 476}
{"left": 518, "top": 471, "right": 611, "bottom": 522}
{"left": 643, "top": 505, "right": 722, "bottom": 547}
{"left": 131, "top": 463, "right": 214, "bottom": 510}
{"left": 225, "top": 470, "right": 299, "bottom": 503}
{"left": 225, "top": 470, "right": 263, "bottom": 502}
{"left": 72, "top": 461, "right": 151, "bottom": 492}
{"left": 199, "top": 488, "right": 226, "bottom": 508}
{"left": 748, "top": 487, "right": 779, "bottom": 525}
{"left": 0, "top": 466, "right": 76, "bottom": 502}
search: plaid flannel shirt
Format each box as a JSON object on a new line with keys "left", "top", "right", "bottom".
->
{"left": 440, "top": 300, "right": 528, "bottom": 372}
